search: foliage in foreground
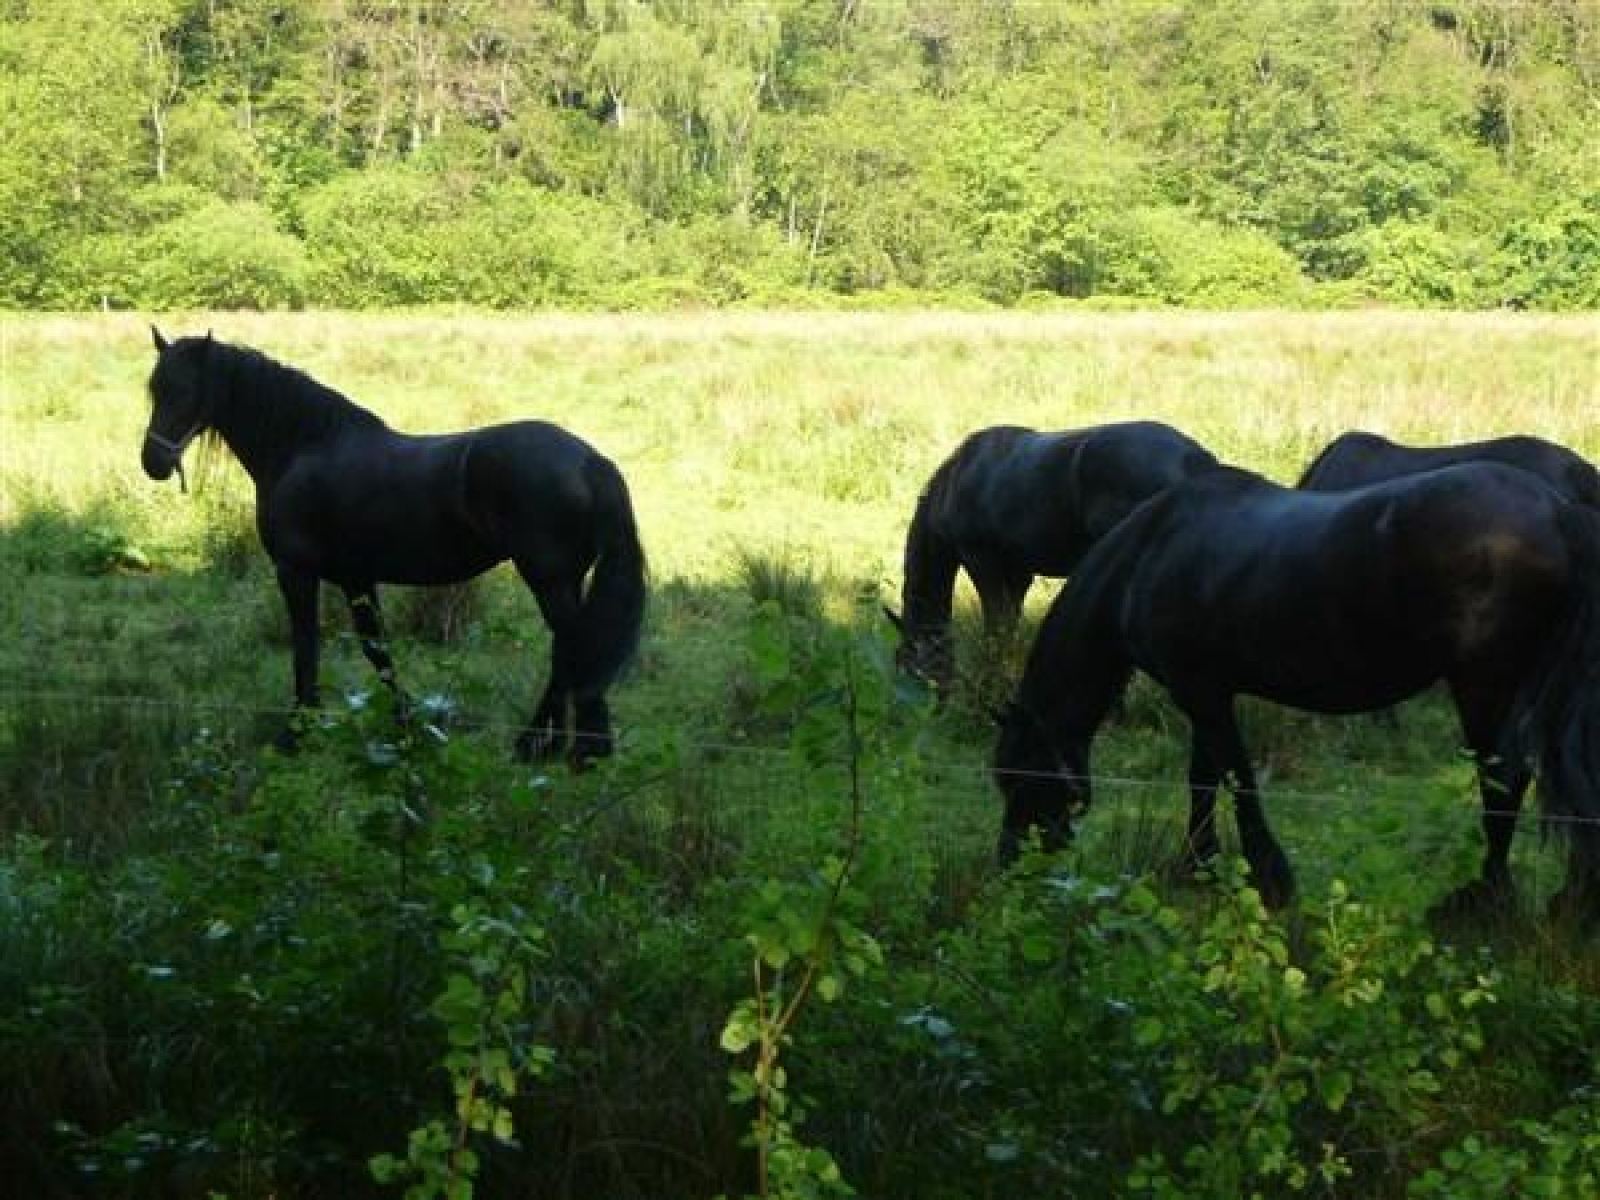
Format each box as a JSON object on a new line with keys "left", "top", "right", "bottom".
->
{"left": 2, "top": 607, "right": 1596, "bottom": 1199}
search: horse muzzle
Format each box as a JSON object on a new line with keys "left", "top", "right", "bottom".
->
{"left": 142, "top": 428, "right": 194, "bottom": 484}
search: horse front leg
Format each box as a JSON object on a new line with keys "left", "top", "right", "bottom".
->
{"left": 275, "top": 564, "right": 321, "bottom": 749}
{"left": 343, "top": 584, "right": 410, "bottom": 718}
{"left": 1183, "top": 737, "right": 1223, "bottom": 872}
{"left": 968, "top": 557, "right": 1032, "bottom": 643}
{"left": 1185, "top": 697, "right": 1296, "bottom": 910}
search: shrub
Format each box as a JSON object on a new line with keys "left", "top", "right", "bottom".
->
{"left": 1094, "top": 207, "right": 1309, "bottom": 307}
{"left": 129, "top": 201, "right": 310, "bottom": 310}
{"left": 300, "top": 168, "right": 455, "bottom": 306}
{"left": 1497, "top": 193, "right": 1600, "bottom": 310}
{"left": 1350, "top": 220, "right": 1498, "bottom": 307}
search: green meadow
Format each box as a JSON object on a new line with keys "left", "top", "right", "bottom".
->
{"left": 3, "top": 310, "right": 1599, "bottom": 1197}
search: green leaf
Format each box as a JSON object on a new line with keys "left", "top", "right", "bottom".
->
{"left": 1321, "top": 1069, "right": 1353, "bottom": 1112}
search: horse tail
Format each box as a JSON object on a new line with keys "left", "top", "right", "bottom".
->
{"left": 574, "top": 454, "right": 648, "bottom": 702}
{"left": 1522, "top": 503, "right": 1600, "bottom": 884}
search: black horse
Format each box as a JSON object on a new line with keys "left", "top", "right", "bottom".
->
{"left": 992, "top": 462, "right": 1600, "bottom": 926}
{"left": 1298, "top": 430, "right": 1600, "bottom": 507}
{"left": 142, "top": 328, "right": 647, "bottom": 764}
{"left": 886, "top": 420, "right": 1218, "bottom": 691}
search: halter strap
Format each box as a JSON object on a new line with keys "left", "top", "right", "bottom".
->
{"left": 144, "top": 426, "right": 199, "bottom": 455}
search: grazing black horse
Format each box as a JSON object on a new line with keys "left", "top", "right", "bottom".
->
{"left": 142, "top": 328, "right": 647, "bottom": 764}
{"left": 1298, "top": 430, "right": 1600, "bottom": 507}
{"left": 886, "top": 421, "right": 1218, "bottom": 691}
{"left": 992, "top": 462, "right": 1600, "bottom": 927}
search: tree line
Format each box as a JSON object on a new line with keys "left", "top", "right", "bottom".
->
{"left": 2, "top": 0, "right": 1595, "bottom": 311}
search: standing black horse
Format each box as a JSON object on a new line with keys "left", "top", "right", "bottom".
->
{"left": 992, "top": 462, "right": 1600, "bottom": 927}
{"left": 1298, "top": 430, "right": 1600, "bottom": 507}
{"left": 142, "top": 328, "right": 646, "bottom": 764}
{"left": 887, "top": 420, "right": 1218, "bottom": 691}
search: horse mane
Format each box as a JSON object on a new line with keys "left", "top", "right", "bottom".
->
{"left": 212, "top": 340, "right": 388, "bottom": 447}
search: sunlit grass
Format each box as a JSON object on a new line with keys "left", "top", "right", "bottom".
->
{"left": 2, "top": 308, "right": 1596, "bottom": 892}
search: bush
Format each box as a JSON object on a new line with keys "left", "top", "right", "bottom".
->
{"left": 300, "top": 168, "right": 455, "bottom": 306}
{"left": 645, "top": 213, "right": 809, "bottom": 305}
{"left": 129, "top": 201, "right": 310, "bottom": 310}
{"left": 302, "top": 170, "right": 641, "bottom": 308}
{"left": 1093, "top": 207, "right": 1308, "bottom": 306}
{"left": 1497, "top": 193, "right": 1600, "bottom": 310}
{"left": 1350, "top": 220, "right": 1497, "bottom": 307}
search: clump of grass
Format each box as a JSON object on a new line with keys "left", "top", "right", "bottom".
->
{"left": 0, "top": 491, "right": 151, "bottom": 576}
{"left": 735, "top": 546, "right": 827, "bottom": 620}
{"left": 194, "top": 491, "right": 260, "bottom": 578}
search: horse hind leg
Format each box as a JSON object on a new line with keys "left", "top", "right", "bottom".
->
{"left": 514, "top": 567, "right": 581, "bottom": 763}
{"left": 1437, "top": 676, "right": 1530, "bottom": 920}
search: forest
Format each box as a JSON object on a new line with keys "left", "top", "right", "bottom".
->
{"left": 2, "top": 0, "right": 1598, "bottom": 311}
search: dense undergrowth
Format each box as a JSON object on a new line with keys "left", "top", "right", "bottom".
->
{"left": 2, "top": 584, "right": 1597, "bottom": 1197}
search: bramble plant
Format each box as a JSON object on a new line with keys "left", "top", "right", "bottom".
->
{"left": 370, "top": 902, "right": 554, "bottom": 1200}
{"left": 720, "top": 606, "right": 891, "bottom": 1198}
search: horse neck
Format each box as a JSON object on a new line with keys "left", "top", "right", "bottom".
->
{"left": 208, "top": 349, "right": 381, "bottom": 486}
{"left": 900, "top": 482, "right": 956, "bottom": 633}
{"left": 1016, "top": 550, "right": 1134, "bottom": 740}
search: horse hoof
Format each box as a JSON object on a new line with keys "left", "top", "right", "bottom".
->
{"left": 568, "top": 732, "right": 615, "bottom": 772}
{"left": 1254, "top": 877, "right": 1296, "bottom": 912}
{"left": 1429, "top": 879, "right": 1517, "bottom": 924}
{"left": 514, "top": 726, "right": 564, "bottom": 763}
{"left": 1546, "top": 886, "right": 1599, "bottom": 933}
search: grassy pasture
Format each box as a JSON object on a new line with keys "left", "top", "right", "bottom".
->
{"left": 2, "top": 310, "right": 1598, "bottom": 1195}
{"left": 4, "top": 310, "right": 1596, "bottom": 877}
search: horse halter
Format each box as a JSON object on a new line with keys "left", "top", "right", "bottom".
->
{"left": 144, "top": 425, "right": 199, "bottom": 493}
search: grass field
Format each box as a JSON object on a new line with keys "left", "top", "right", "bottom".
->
{"left": 4, "top": 309, "right": 1596, "bottom": 866}
{"left": 2, "top": 309, "right": 1598, "bottom": 1196}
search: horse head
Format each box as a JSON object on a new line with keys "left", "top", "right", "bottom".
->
{"left": 990, "top": 700, "right": 1089, "bottom": 866}
{"left": 884, "top": 604, "right": 955, "bottom": 694}
{"left": 143, "top": 326, "right": 215, "bottom": 483}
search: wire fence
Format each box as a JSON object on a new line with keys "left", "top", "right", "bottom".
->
{"left": 6, "top": 684, "right": 1600, "bottom": 836}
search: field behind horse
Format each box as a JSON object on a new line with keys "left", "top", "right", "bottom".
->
{"left": 3, "top": 310, "right": 1599, "bottom": 1197}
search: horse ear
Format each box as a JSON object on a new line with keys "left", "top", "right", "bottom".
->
{"left": 150, "top": 324, "right": 169, "bottom": 353}
{"left": 882, "top": 604, "right": 904, "bottom": 633}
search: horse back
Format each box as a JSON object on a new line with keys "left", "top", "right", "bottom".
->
{"left": 1120, "top": 464, "right": 1571, "bottom": 709}
{"left": 1299, "top": 430, "right": 1598, "bottom": 506}
{"left": 929, "top": 420, "right": 1214, "bottom": 573}
{"left": 261, "top": 419, "right": 619, "bottom": 587}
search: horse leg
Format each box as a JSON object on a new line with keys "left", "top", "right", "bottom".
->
{"left": 1183, "top": 697, "right": 1296, "bottom": 909}
{"left": 1550, "top": 833, "right": 1600, "bottom": 931}
{"left": 514, "top": 567, "right": 580, "bottom": 763}
{"left": 275, "top": 564, "right": 321, "bottom": 749}
{"left": 570, "top": 695, "right": 613, "bottom": 770}
{"left": 1440, "top": 677, "right": 1529, "bottom": 917}
{"left": 342, "top": 584, "right": 409, "bottom": 717}
{"left": 1183, "top": 737, "right": 1224, "bottom": 871}
{"left": 968, "top": 556, "right": 1032, "bottom": 641}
